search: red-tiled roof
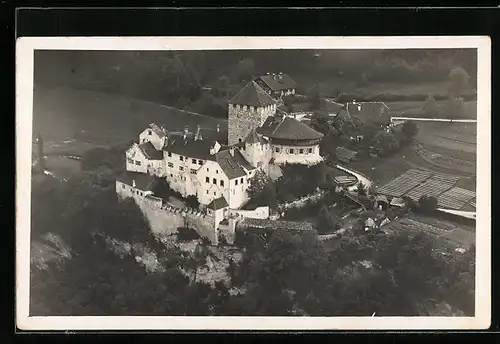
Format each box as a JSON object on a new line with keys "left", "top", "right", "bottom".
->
{"left": 256, "top": 74, "right": 297, "bottom": 91}
{"left": 229, "top": 81, "right": 276, "bottom": 107}
{"left": 257, "top": 115, "right": 324, "bottom": 140}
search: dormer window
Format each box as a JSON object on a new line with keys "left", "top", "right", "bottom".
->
{"left": 148, "top": 130, "right": 152, "bottom": 135}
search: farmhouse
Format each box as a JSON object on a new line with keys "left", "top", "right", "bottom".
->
{"left": 254, "top": 73, "right": 297, "bottom": 99}
{"left": 338, "top": 101, "right": 391, "bottom": 127}
{"left": 335, "top": 146, "right": 358, "bottom": 164}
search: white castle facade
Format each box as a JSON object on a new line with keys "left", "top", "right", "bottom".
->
{"left": 116, "top": 76, "right": 324, "bottom": 241}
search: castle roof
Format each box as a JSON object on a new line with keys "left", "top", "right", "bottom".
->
{"left": 138, "top": 141, "right": 163, "bottom": 160}
{"left": 207, "top": 196, "right": 229, "bottom": 210}
{"left": 256, "top": 74, "right": 297, "bottom": 91}
{"left": 116, "top": 171, "right": 158, "bottom": 191}
{"left": 149, "top": 123, "right": 167, "bottom": 137}
{"left": 163, "top": 134, "right": 219, "bottom": 161}
{"left": 244, "top": 128, "right": 266, "bottom": 145}
{"left": 257, "top": 115, "right": 324, "bottom": 141}
{"left": 229, "top": 81, "right": 276, "bottom": 107}
{"left": 215, "top": 149, "right": 249, "bottom": 179}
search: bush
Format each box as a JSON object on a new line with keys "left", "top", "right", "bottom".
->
{"left": 177, "top": 227, "right": 201, "bottom": 242}
{"left": 186, "top": 195, "right": 200, "bottom": 209}
{"left": 417, "top": 195, "right": 438, "bottom": 214}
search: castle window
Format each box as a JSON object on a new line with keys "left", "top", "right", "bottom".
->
{"left": 198, "top": 160, "right": 203, "bottom": 165}
{"left": 170, "top": 174, "right": 173, "bottom": 177}
{"left": 127, "top": 158, "right": 134, "bottom": 164}
{"left": 214, "top": 192, "right": 216, "bottom": 196}
{"left": 135, "top": 160, "right": 141, "bottom": 166}
{"left": 289, "top": 148, "right": 294, "bottom": 154}
{"left": 168, "top": 152, "right": 172, "bottom": 157}
{"left": 192, "top": 159, "right": 196, "bottom": 164}
{"left": 241, "top": 178, "right": 244, "bottom": 183}
{"left": 299, "top": 149, "right": 304, "bottom": 154}
{"left": 238, "top": 138, "right": 242, "bottom": 143}
{"left": 179, "top": 166, "right": 184, "bottom": 171}
{"left": 168, "top": 162, "right": 173, "bottom": 168}
{"left": 220, "top": 180, "right": 224, "bottom": 187}
{"left": 275, "top": 147, "right": 280, "bottom": 153}
{"left": 308, "top": 148, "right": 313, "bottom": 154}
{"left": 235, "top": 179, "right": 238, "bottom": 186}
{"left": 213, "top": 178, "right": 217, "bottom": 184}
{"left": 206, "top": 177, "right": 210, "bottom": 183}
{"left": 180, "top": 156, "right": 184, "bottom": 161}
{"left": 216, "top": 170, "right": 219, "bottom": 174}
{"left": 190, "top": 169, "right": 197, "bottom": 174}
{"left": 206, "top": 191, "right": 209, "bottom": 194}
{"left": 148, "top": 130, "right": 152, "bottom": 135}
{"left": 207, "top": 168, "right": 209, "bottom": 172}
{"left": 122, "top": 184, "right": 125, "bottom": 189}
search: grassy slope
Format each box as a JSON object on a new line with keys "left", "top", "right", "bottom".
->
{"left": 33, "top": 86, "right": 227, "bottom": 154}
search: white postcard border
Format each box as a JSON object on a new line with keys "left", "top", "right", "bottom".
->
{"left": 16, "top": 36, "right": 492, "bottom": 330}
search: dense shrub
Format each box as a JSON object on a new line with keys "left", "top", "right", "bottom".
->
{"left": 177, "top": 227, "right": 201, "bottom": 242}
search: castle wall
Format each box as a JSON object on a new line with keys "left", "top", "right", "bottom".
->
{"left": 228, "top": 103, "right": 276, "bottom": 146}
{"left": 271, "top": 143, "right": 322, "bottom": 165}
{"left": 230, "top": 206, "right": 270, "bottom": 220}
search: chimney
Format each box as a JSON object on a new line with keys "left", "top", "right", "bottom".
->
{"left": 278, "top": 72, "right": 283, "bottom": 80}
{"left": 132, "top": 180, "right": 136, "bottom": 188}
{"left": 183, "top": 126, "right": 188, "bottom": 140}
{"left": 216, "top": 123, "right": 220, "bottom": 133}
{"left": 194, "top": 125, "right": 202, "bottom": 141}
{"left": 229, "top": 146, "right": 235, "bottom": 156}
{"left": 266, "top": 72, "right": 270, "bottom": 75}
{"left": 272, "top": 73, "right": 276, "bottom": 79}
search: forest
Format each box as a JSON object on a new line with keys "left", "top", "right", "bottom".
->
{"left": 30, "top": 158, "right": 475, "bottom": 317}
{"left": 34, "top": 49, "right": 477, "bottom": 119}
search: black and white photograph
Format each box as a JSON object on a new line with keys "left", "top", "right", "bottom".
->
{"left": 16, "top": 37, "right": 491, "bottom": 330}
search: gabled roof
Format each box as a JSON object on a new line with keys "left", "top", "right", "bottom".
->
{"left": 233, "top": 149, "right": 256, "bottom": 171}
{"left": 336, "top": 146, "right": 358, "bottom": 161}
{"left": 215, "top": 149, "right": 248, "bottom": 179}
{"left": 257, "top": 115, "right": 324, "bottom": 140}
{"left": 163, "top": 133, "right": 218, "bottom": 161}
{"left": 244, "top": 128, "right": 266, "bottom": 144}
{"left": 149, "top": 123, "right": 167, "bottom": 137}
{"left": 207, "top": 196, "right": 229, "bottom": 210}
{"left": 346, "top": 101, "right": 390, "bottom": 124}
{"left": 256, "top": 74, "right": 297, "bottom": 91}
{"left": 116, "top": 171, "right": 157, "bottom": 191}
{"left": 229, "top": 81, "right": 276, "bottom": 107}
{"left": 139, "top": 141, "right": 163, "bottom": 160}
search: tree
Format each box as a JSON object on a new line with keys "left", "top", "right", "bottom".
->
{"left": 446, "top": 96, "right": 465, "bottom": 118}
{"left": 247, "top": 169, "right": 271, "bottom": 200}
{"left": 402, "top": 120, "right": 418, "bottom": 139}
{"left": 422, "top": 95, "right": 439, "bottom": 117}
{"left": 448, "top": 66, "right": 470, "bottom": 97}
{"left": 234, "top": 58, "right": 255, "bottom": 83}
{"left": 316, "top": 206, "right": 339, "bottom": 234}
{"left": 356, "top": 182, "right": 367, "bottom": 197}
{"left": 309, "top": 84, "right": 322, "bottom": 110}
{"left": 372, "top": 131, "right": 400, "bottom": 156}
{"left": 417, "top": 195, "right": 438, "bottom": 214}
{"left": 186, "top": 195, "right": 200, "bottom": 209}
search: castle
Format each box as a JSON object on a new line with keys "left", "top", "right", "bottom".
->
{"left": 116, "top": 75, "right": 324, "bottom": 243}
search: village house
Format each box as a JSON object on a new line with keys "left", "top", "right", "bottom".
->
{"left": 254, "top": 72, "right": 297, "bottom": 99}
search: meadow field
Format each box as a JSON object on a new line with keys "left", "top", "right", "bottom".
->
{"left": 33, "top": 86, "right": 227, "bottom": 156}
